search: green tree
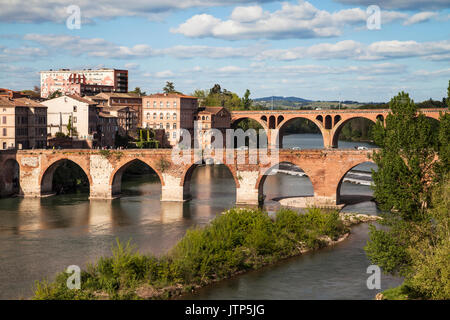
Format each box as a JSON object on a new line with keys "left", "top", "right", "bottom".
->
{"left": 240, "top": 89, "right": 252, "bottom": 110}
{"left": 365, "top": 91, "right": 441, "bottom": 278}
{"left": 370, "top": 92, "right": 438, "bottom": 218}
{"left": 163, "top": 81, "right": 176, "bottom": 94}
{"left": 129, "top": 87, "right": 146, "bottom": 96}
{"left": 48, "top": 90, "right": 62, "bottom": 99}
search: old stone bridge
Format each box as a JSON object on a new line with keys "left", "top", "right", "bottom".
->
{"left": 231, "top": 108, "right": 445, "bottom": 148}
{"left": 0, "top": 148, "right": 377, "bottom": 207}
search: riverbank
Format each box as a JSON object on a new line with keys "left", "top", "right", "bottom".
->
{"left": 32, "top": 208, "right": 379, "bottom": 300}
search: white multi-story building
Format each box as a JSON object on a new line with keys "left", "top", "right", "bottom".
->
{"left": 41, "top": 95, "right": 101, "bottom": 143}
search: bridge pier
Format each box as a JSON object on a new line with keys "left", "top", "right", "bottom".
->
{"left": 235, "top": 170, "right": 260, "bottom": 205}
{"left": 161, "top": 173, "right": 189, "bottom": 202}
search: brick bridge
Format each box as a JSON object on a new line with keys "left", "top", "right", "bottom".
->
{"left": 0, "top": 148, "right": 377, "bottom": 207}
{"left": 231, "top": 108, "right": 446, "bottom": 148}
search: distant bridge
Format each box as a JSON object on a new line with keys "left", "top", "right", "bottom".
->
{"left": 230, "top": 108, "right": 447, "bottom": 148}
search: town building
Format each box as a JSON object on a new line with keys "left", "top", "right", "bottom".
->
{"left": 40, "top": 68, "right": 128, "bottom": 98}
{"left": 0, "top": 96, "right": 47, "bottom": 150}
{"left": 97, "top": 112, "right": 119, "bottom": 148}
{"left": 194, "top": 106, "right": 231, "bottom": 149}
{"left": 41, "top": 95, "right": 100, "bottom": 148}
{"left": 142, "top": 93, "right": 198, "bottom": 146}
{"left": 89, "top": 92, "right": 142, "bottom": 130}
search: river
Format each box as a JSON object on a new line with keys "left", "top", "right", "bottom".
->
{"left": 0, "top": 134, "right": 402, "bottom": 299}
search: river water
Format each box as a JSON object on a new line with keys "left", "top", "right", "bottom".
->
{"left": 0, "top": 134, "right": 402, "bottom": 299}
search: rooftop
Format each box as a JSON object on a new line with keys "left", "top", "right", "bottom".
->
{"left": 145, "top": 93, "right": 198, "bottom": 99}
{"left": 0, "top": 96, "right": 46, "bottom": 108}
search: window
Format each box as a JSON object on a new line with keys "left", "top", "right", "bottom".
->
{"left": 160, "top": 101, "right": 163, "bottom": 107}
{"left": 166, "top": 123, "right": 170, "bottom": 130}
{"left": 2, "top": 142, "right": 6, "bottom": 149}
{"left": 73, "top": 106, "right": 77, "bottom": 112}
{"left": 173, "top": 132, "right": 176, "bottom": 139}
{"left": 146, "top": 101, "right": 150, "bottom": 107}
{"left": 73, "top": 116, "right": 77, "bottom": 123}
{"left": 159, "top": 123, "right": 163, "bottom": 129}
{"left": 153, "top": 101, "right": 156, "bottom": 107}
{"left": 2, "top": 116, "right": 6, "bottom": 124}
{"left": 174, "top": 102, "right": 177, "bottom": 107}
{"left": 153, "top": 113, "right": 157, "bottom": 119}
{"left": 173, "top": 123, "right": 177, "bottom": 129}
{"left": 166, "top": 113, "right": 170, "bottom": 119}
{"left": 2, "top": 128, "right": 6, "bottom": 136}
{"left": 173, "top": 113, "right": 177, "bottom": 120}
{"left": 160, "top": 113, "right": 163, "bottom": 120}
{"left": 166, "top": 102, "right": 170, "bottom": 108}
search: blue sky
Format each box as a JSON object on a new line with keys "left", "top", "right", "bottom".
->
{"left": 0, "top": 0, "right": 449, "bottom": 102}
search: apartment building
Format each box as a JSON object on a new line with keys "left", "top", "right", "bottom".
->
{"left": 40, "top": 68, "right": 128, "bottom": 98}
{"left": 41, "top": 95, "right": 100, "bottom": 146}
{"left": 194, "top": 106, "right": 231, "bottom": 149}
{"left": 142, "top": 93, "right": 198, "bottom": 146}
{"left": 90, "top": 92, "right": 142, "bottom": 129}
{"left": 0, "top": 96, "right": 47, "bottom": 150}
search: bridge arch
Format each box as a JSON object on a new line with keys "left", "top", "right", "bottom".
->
{"left": 0, "top": 158, "right": 20, "bottom": 196}
{"left": 257, "top": 161, "right": 315, "bottom": 202}
{"left": 331, "top": 116, "right": 378, "bottom": 148}
{"left": 231, "top": 116, "right": 268, "bottom": 131}
{"left": 336, "top": 160, "right": 376, "bottom": 204}
{"left": 40, "top": 158, "right": 92, "bottom": 196}
{"left": 181, "top": 162, "right": 238, "bottom": 201}
{"left": 110, "top": 158, "right": 163, "bottom": 197}
{"left": 275, "top": 116, "right": 325, "bottom": 149}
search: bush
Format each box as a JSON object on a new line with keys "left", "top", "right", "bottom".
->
{"left": 33, "top": 207, "right": 348, "bottom": 300}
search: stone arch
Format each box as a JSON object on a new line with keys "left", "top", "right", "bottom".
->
{"left": 277, "top": 115, "right": 284, "bottom": 126}
{"left": 275, "top": 116, "right": 325, "bottom": 149}
{"left": 257, "top": 161, "right": 315, "bottom": 202}
{"left": 331, "top": 116, "right": 377, "bottom": 148}
{"left": 324, "top": 115, "right": 332, "bottom": 129}
{"left": 0, "top": 158, "right": 20, "bottom": 196}
{"left": 40, "top": 158, "right": 92, "bottom": 196}
{"left": 110, "top": 158, "right": 163, "bottom": 197}
{"left": 334, "top": 115, "right": 341, "bottom": 126}
{"left": 336, "top": 160, "right": 376, "bottom": 204}
{"left": 376, "top": 114, "right": 384, "bottom": 123}
{"left": 268, "top": 116, "right": 276, "bottom": 129}
{"left": 231, "top": 116, "right": 268, "bottom": 131}
{"left": 181, "top": 162, "right": 239, "bottom": 200}
{"left": 316, "top": 115, "right": 323, "bottom": 126}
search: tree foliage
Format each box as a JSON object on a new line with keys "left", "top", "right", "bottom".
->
{"left": 365, "top": 87, "right": 450, "bottom": 299}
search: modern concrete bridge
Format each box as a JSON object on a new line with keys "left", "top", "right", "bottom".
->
{"left": 0, "top": 148, "right": 376, "bottom": 207}
{"left": 231, "top": 108, "right": 446, "bottom": 148}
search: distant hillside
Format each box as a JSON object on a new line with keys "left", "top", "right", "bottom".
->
{"left": 253, "top": 96, "right": 313, "bottom": 103}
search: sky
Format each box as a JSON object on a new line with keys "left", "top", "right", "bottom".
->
{"left": 0, "top": 0, "right": 449, "bottom": 102}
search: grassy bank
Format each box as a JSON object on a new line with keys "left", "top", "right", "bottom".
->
{"left": 33, "top": 207, "right": 349, "bottom": 300}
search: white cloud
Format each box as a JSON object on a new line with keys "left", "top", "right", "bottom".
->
{"left": 333, "top": 0, "right": 450, "bottom": 10}
{"left": 403, "top": 11, "right": 438, "bottom": 25}
{"left": 172, "top": 1, "right": 372, "bottom": 40}
{"left": 231, "top": 5, "right": 265, "bottom": 22}
{"left": 0, "top": 0, "right": 275, "bottom": 23}
{"left": 154, "top": 70, "right": 175, "bottom": 78}
{"left": 257, "top": 40, "right": 450, "bottom": 61}
{"left": 0, "top": 46, "right": 48, "bottom": 62}
{"left": 172, "top": 1, "right": 437, "bottom": 40}
{"left": 413, "top": 68, "right": 450, "bottom": 77}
